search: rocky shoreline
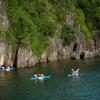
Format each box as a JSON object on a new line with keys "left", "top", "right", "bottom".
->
{"left": 0, "top": 39, "right": 100, "bottom": 68}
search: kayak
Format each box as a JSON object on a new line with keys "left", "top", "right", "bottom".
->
{"left": 30, "top": 75, "right": 51, "bottom": 80}
{"left": 66, "top": 74, "right": 79, "bottom": 77}
{"left": 0, "top": 68, "right": 15, "bottom": 72}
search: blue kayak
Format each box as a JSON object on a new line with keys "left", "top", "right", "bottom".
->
{"left": 30, "top": 75, "right": 51, "bottom": 80}
{"left": 0, "top": 68, "right": 15, "bottom": 72}
{"left": 66, "top": 74, "right": 79, "bottom": 77}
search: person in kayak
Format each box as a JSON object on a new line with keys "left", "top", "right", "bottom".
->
{"left": 6, "top": 65, "right": 11, "bottom": 69}
{"left": 33, "top": 73, "right": 38, "bottom": 78}
{"left": 71, "top": 69, "right": 80, "bottom": 74}
{"left": 1, "top": 65, "right": 6, "bottom": 69}
{"left": 39, "top": 73, "right": 44, "bottom": 77}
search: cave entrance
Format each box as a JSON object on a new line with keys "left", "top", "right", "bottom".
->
{"left": 73, "top": 43, "right": 77, "bottom": 53}
{"left": 80, "top": 52, "right": 85, "bottom": 59}
{"left": 71, "top": 57, "right": 76, "bottom": 60}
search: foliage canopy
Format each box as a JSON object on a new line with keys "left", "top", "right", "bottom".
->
{"left": 2, "top": 0, "right": 99, "bottom": 55}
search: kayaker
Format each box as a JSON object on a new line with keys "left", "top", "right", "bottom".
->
{"left": 33, "top": 73, "right": 38, "bottom": 78}
{"left": 39, "top": 73, "right": 44, "bottom": 77}
{"left": 7, "top": 65, "right": 11, "bottom": 69}
{"left": 75, "top": 69, "right": 80, "bottom": 74}
{"left": 71, "top": 69, "right": 80, "bottom": 74}
{"left": 1, "top": 65, "right": 5, "bottom": 69}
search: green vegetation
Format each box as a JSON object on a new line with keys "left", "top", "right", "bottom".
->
{"left": 5, "top": 0, "right": 51, "bottom": 56}
{"left": 0, "top": 0, "right": 98, "bottom": 67}
{"left": 61, "top": 26, "right": 75, "bottom": 45}
{"left": 76, "top": 0, "right": 100, "bottom": 38}
{"left": 0, "top": 28, "right": 6, "bottom": 41}
{"left": 73, "top": 8, "right": 92, "bottom": 40}
{"left": 3, "top": 0, "right": 99, "bottom": 55}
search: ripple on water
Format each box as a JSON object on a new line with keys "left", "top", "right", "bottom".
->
{"left": 0, "top": 58, "right": 100, "bottom": 100}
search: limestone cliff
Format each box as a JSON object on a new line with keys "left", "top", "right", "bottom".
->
{"left": 0, "top": 0, "right": 100, "bottom": 68}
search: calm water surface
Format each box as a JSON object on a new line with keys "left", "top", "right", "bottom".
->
{"left": 0, "top": 58, "right": 100, "bottom": 100}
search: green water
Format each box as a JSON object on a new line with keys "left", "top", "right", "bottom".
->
{"left": 0, "top": 58, "right": 100, "bottom": 100}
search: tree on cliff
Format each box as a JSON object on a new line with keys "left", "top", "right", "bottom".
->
{"left": 6, "top": 6, "right": 49, "bottom": 68}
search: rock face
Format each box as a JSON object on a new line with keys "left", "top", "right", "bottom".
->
{"left": 0, "top": 43, "right": 6, "bottom": 66}
{"left": 0, "top": 0, "right": 9, "bottom": 29}
{"left": 40, "top": 52, "right": 47, "bottom": 63}
{"left": 47, "top": 37, "right": 62, "bottom": 62}
{"left": 17, "top": 48, "right": 39, "bottom": 68}
{"left": 0, "top": 0, "right": 11, "bottom": 67}
{"left": 84, "top": 50, "right": 95, "bottom": 59}
{"left": 66, "top": 12, "right": 75, "bottom": 26}
{"left": 0, "top": 43, "right": 13, "bottom": 66}
{"left": 0, "top": 44, "right": 40, "bottom": 67}
{"left": 47, "top": 50, "right": 58, "bottom": 62}
{"left": 58, "top": 48, "right": 71, "bottom": 61}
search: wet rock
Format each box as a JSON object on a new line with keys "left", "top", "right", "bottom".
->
{"left": 17, "top": 48, "right": 39, "bottom": 68}
{"left": 0, "top": 43, "right": 13, "bottom": 66}
{"left": 71, "top": 52, "right": 80, "bottom": 60}
{"left": 84, "top": 51, "right": 95, "bottom": 59}
{"left": 0, "top": 43, "right": 5, "bottom": 66}
{"left": 47, "top": 50, "right": 58, "bottom": 62}
{"left": 40, "top": 52, "right": 47, "bottom": 63}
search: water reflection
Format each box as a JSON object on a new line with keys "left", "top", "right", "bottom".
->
{"left": 0, "top": 58, "right": 100, "bottom": 100}
{"left": 0, "top": 71, "right": 5, "bottom": 79}
{"left": 34, "top": 79, "right": 44, "bottom": 84}
{"left": 72, "top": 76, "right": 80, "bottom": 80}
